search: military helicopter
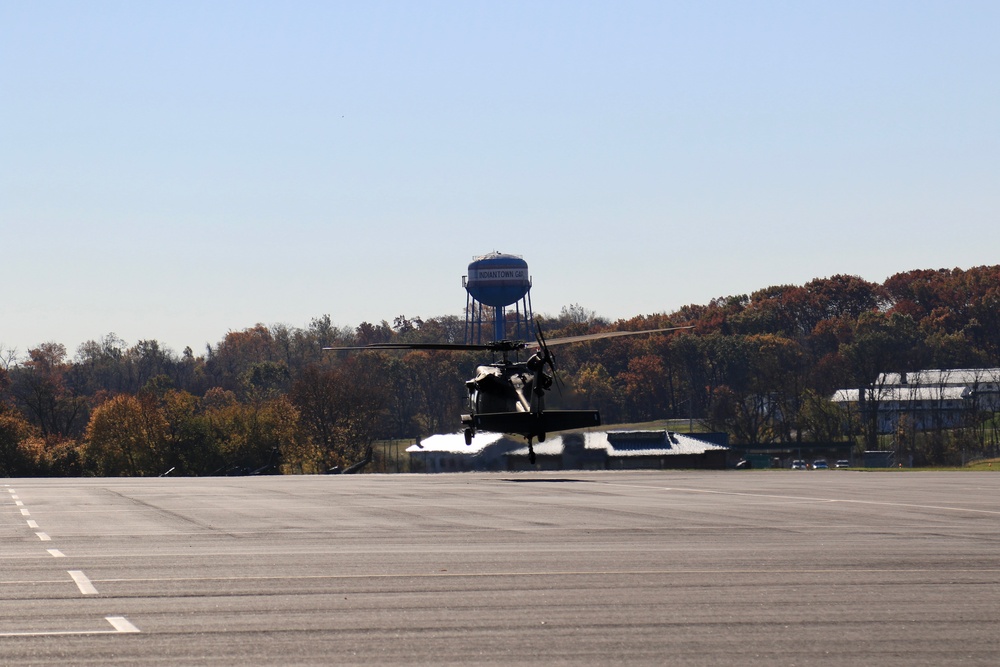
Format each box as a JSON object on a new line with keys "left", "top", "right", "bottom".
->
{"left": 325, "top": 321, "right": 692, "bottom": 463}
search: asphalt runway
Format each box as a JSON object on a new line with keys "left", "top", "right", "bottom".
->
{"left": 2, "top": 471, "right": 999, "bottom": 666}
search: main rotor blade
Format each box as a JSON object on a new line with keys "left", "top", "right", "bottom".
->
{"left": 532, "top": 322, "right": 563, "bottom": 395}
{"left": 524, "top": 325, "right": 694, "bottom": 349}
{"left": 324, "top": 343, "right": 490, "bottom": 351}
{"left": 322, "top": 325, "right": 693, "bottom": 353}
{"left": 323, "top": 341, "right": 526, "bottom": 352}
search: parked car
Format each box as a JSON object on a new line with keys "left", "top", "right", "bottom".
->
{"left": 835, "top": 460, "right": 851, "bottom": 468}
{"left": 813, "top": 460, "right": 829, "bottom": 470}
{"left": 791, "top": 460, "right": 807, "bottom": 470}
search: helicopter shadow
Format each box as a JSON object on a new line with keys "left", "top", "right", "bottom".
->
{"left": 501, "top": 478, "right": 584, "bottom": 483}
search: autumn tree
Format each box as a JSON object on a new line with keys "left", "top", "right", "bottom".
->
{"left": 0, "top": 408, "right": 39, "bottom": 476}
{"left": 291, "top": 356, "right": 389, "bottom": 469}
{"left": 10, "top": 343, "right": 88, "bottom": 438}
{"left": 205, "top": 325, "right": 283, "bottom": 391}
{"left": 408, "top": 315, "right": 466, "bottom": 345}
{"left": 618, "top": 355, "right": 668, "bottom": 422}
{"left": 153, "top": 389, "right": 225, "bottom": 475}
{"left": 807, "top": 275, "right": 886, "bottom": 322}
{"left": 73, "top": 335, "right": 201, "bottom": 398}
{"left": 84, "top": 393, "right": 168, "bottom": 476}
{"left": 75, "top": 334, "right": 130, "bottom": 394}
{"left": 572, "top": 362, "right": 620, "bottom": 424}
{"left": 355, "top": 321, "right": 394, "bottom": 346}
{"left": 542, "top": 304, "right": 607, "bottom": 336}
{"left": 270, "top": 318, "right": 353, "bottom": 378}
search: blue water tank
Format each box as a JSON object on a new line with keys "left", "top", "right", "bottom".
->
{"left": 466, "top": 253, "right": 531, "bottom": 307}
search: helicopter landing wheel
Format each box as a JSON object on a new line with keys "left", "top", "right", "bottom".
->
{"left": 464, "top": 428, "right": 473, "bottom": 446}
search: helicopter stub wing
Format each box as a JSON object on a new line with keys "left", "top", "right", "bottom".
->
{"left": 468, "top": 410, "right": 601, "bottom": 441}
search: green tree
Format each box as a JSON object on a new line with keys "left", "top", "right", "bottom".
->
{"left": 155, "top": 389, "right": 223, "bottom": 475}
{"left": 797, "top": 389, "right": 847, "bottom": 443}
{"left": 204, "top": 395, "right": 301, "bottom": 474}
{"left": 702, "top": 334, "right": 803, "bottom": 445}
{"left": 841, "top": 311, "right": 920, "bottom": 449}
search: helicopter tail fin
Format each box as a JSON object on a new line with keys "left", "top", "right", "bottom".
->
{"left": 470, "top": 410, "right": 600, "bottom": 440}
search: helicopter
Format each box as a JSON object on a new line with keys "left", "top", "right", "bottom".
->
{"left": 324, "top": 321, "right": 693, "bottom": 464}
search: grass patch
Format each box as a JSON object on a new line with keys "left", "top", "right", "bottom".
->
{"left": 964, "top": 458, "right": 1000, "bottom": 471}
{"left": 849, "top": 460, "right": 1000, "bottom": 472}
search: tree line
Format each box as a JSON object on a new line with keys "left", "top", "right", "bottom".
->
{"left": 3, "top": 265, "right": 1000, "bottom": 476}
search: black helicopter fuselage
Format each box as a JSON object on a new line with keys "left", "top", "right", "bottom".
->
{"left": 460, "top": 350, "right": 598, "bottom": 447}
{"left": 465, "top": 352, "right": 550, "bottom": 415}
{"left": 324, "top": 323, "right": 692, "bottom": 459}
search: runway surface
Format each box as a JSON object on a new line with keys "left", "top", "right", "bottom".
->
{"left": 2, "top": 470, "right": 999, "bottom": 665}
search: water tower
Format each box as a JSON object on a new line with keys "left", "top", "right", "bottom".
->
{"left": 463, "top": 252, "right": 534, "bottom": 344}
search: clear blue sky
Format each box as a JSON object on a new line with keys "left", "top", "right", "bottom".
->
{"left": 3, "top": 1, "right": 998, "bottom": 356}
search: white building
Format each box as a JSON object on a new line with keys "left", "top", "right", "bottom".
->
{"left": 406, "top": 432, "right": 523, "bottom": 472}
{"left": 505, "top": 430, "right": 729, "bottom": 471}
{"left": 831, "top": 368, "right": 1000, "bottom": 433}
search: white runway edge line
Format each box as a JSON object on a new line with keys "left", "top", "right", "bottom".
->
{"left": 105, "top": 616, "right": 140, "bottom": 633}
{"left": 593, "top": 480, "right": 1000, "bottom": 516}
{"left": 69, "top": 570, "right": 99, "bottom": 595}
{"left": 0, "top": 617, "right": 140, "bottom": 637}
